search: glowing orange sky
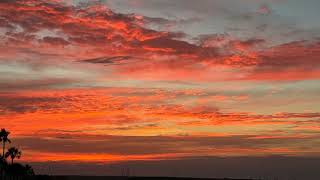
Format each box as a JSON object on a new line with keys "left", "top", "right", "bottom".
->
{"left": 0, "top": 0, "right": 320, "bottom": 166}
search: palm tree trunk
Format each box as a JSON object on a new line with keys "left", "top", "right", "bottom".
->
{"left": 2, "top": 141, "right": 4, "bottom": 158}
{"left": 1, "top": 142, "right": 5, "bottom": 180}
{"left": 11, "top": 158, "right": 13, "bottom": 164}
{"left": 1, "top": 143, "right": 3, "bottom": 179}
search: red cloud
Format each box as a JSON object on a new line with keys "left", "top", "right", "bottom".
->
{"left": 1, "top": 0, "right": 319, "bottom": 82}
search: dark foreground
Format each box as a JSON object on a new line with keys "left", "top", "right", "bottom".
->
{"left": 22, "top": 176, "right": 255, "bottom": 180}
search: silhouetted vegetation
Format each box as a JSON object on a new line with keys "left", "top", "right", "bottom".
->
{"left": 24, "top": 176, "right": 256, "bottom": 180}
{"left": 0, "top": 128, "right": 35, "bottom": 179}
{"left": 5, "top": 147, "right": 22, "bottom": 164}
{"left": 0, "top": 129, "right": 11, "bottom": 158}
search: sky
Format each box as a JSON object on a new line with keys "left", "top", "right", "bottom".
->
{"left": 0, "top": 0, "right": 320, "bottom": 179}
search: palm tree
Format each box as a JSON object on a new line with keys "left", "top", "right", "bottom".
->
{"left": 0, "top": 129, "right": 11, "bottom": 158}
{"left": 5, "top": 147, "right": 21, "bottom": 164}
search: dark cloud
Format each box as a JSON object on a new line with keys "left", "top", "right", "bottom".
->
{"left": 258, "top": 40, "right": 320, "bottom": 68}
{"left": 0, "top": 94, "right": 66, "bottom": 114}
{"left": 80, "top": 56, "right": 133, "bottom": 65}
{"left": 0, "top": 78, "right": 81, "bottom": 91}
{"left": 13, "top": 133, "right": 320, "bottom": 155}
{"left": 41, "top": 37, "right": 70, "bottom": 46}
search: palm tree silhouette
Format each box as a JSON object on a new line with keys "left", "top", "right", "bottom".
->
{"left": 0, "top": 129, "right": 11, "bottom": 158}
{"left": 5, "top": 147, "right": 21, "bottom": 164}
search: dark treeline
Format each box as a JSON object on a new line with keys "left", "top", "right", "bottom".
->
{"left": 0, "top": 128, "right": 35, "bottom": 179}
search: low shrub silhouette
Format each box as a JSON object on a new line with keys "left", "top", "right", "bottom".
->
{"left": 5, "top": 163, "right": 35, "bottom": 176}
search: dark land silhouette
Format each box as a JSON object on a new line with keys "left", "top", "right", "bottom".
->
{"left": 19, "top": 176, "right": 257, "bottom": 180}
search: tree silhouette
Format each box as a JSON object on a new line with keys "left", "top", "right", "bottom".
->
{"left": 0, "top": 129, "right": 11, "bottom": 158}
{"left": 24, "top": 164, "right": 35, "bottom": 176}
{"left": 5, "top": 147, "right": 21, "bottom": 164}
{"left": 0, "top": 128, "right": 34, "bottom": 177}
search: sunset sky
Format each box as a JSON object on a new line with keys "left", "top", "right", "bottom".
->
{"left": 0, "top": 0, "right": 320, "bottom": 178}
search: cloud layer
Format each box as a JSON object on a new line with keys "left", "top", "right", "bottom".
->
{"left": 0, "top": 0, "right": 320, "bottom": 177}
